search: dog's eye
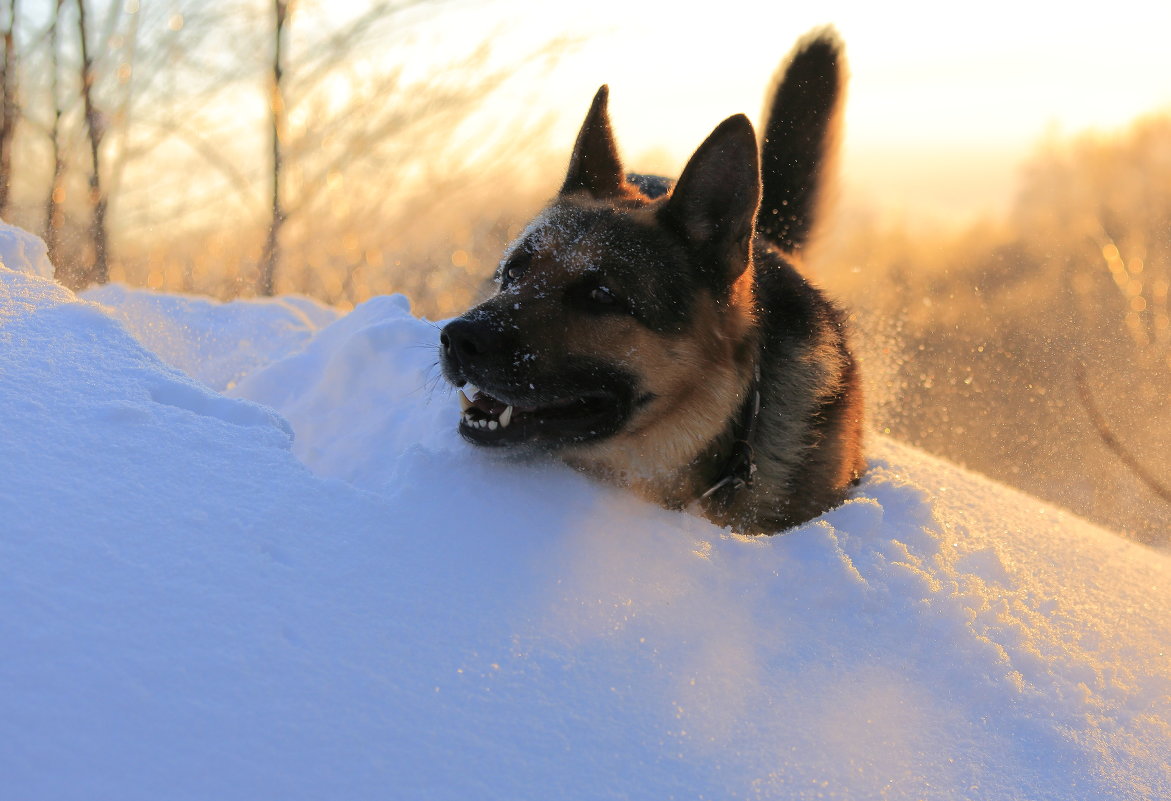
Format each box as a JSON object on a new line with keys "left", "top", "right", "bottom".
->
{"left": 499, "top": 254, "right": 530, "bottom": 286}
{"left": 589, "top": 286, "right": 617, "bottom": 305}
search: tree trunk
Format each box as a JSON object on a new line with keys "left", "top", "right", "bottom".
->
{"left": 76, "top": 0, "right": 108, "bottom": 286}
{"left": 257, "top": 0, "right": 288, "bottom": 296}
{"left": 0, "top": 0, "right": 19, "bottom": 218}
{"left": 44, "top": 0, "right": 65, "bottom": 273}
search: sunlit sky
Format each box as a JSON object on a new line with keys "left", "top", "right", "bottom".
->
{"left": 405, "top": 0, "right": 1171, "bottom": 224}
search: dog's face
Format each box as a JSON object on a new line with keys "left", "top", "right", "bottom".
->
{"left": 441, "top": 88, "right": 762, "bottom": 480}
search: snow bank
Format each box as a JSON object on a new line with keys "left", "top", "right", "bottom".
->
{"left": 83, "top": 284, "right": 339, "bottom": 391}
{"left": 2, "top": 222, "right": 1169, "bottom": 800}
{"left": 0, "top": 219, "right": 54, "bottom": 279}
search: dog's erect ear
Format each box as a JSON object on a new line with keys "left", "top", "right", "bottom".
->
{"left": 660, "top": 114, "right": 761, "bottom": 284}
{"left": 561, "top": 86, "right": 626, "bottom": 199}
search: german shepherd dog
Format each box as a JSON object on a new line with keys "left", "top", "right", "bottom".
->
{"left": 439, "top": 29, "right": 864, "bottom": 534}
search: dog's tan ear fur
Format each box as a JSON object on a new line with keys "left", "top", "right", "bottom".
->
{"left": 660, "top": 114, "right": 761, "bottom": 283}
{"left": 561, "top": 86, "right": 627, "bottom": 199}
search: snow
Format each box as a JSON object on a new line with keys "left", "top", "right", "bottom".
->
{"left": 0, "top": 218, "right": 54, "bottom": 279}
{"left": 83, "top": 283, "right": 339, "bottom": 392}
{"left": 1, "top": 221, "right": 1169, "bottom": 800}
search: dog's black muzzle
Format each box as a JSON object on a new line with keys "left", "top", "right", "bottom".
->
{"left": 439, "top": 311, "right": 639, "bottom": 451}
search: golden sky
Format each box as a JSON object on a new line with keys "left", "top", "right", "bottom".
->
{"left": 415, "top": 0, "right": 1171, "bottom": 223}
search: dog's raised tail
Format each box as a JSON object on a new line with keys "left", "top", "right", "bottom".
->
{"left": 757, "top": 27, "right": 846, "bottom": 254}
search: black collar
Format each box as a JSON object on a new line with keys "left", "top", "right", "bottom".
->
{"left": 700, "top": 362, "right": 761, "bottom": 506}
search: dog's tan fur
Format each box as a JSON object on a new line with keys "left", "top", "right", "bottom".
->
{"left": 564, "top": 289, "right": 757, "bottom": 507}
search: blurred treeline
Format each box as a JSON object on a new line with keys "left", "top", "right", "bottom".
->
{"left": 828, "top": 114, "right": 1171, "bottom": 545}
{"left": 1, "top": 2, "right": 1167, "bottom": 542}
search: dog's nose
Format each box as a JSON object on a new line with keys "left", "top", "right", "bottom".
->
{"left": 440, "top": 318, "right": 494, "bottom": 361}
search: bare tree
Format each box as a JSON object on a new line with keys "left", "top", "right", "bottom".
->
{"left": 0, "top": 0, "right": 18, "bottom": 217}
{"left": 75, "top": 0, "right": 108, "bottom": 285}
{"left": 257, "top": 0, "right": 288, "bottom": 297}
{"left": 44, "top": 0, "right": 66, "bottom": 269}
{"left": 245, "top": 0, "right": 570, "bottom": 298}
{"left": 10, "top": 0, "right": 568, "bottom": 298}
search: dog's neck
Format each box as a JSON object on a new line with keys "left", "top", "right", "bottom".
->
{"left": 563, "top": 348, "right": 760, "bottom": 517}
{"left": 697, "top": 361, "right": 762, "bottom": 506}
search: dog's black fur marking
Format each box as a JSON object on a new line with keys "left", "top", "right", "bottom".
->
{"left": 626, "top": 174, "right": 673, "bottom": 199}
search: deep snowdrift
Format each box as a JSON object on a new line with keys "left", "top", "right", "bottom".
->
{"left": 2, "top": 222, "right": 1168, "bottom": 800}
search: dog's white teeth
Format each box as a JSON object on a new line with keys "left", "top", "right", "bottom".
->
{"left": 461, "top": 400, "right": 513, "bottom": 433}
{"left": 465, "top": 384, "right": 480, "bottom": 399}
{"left": 459, "top": 390, "right": 473, "bottom": 411}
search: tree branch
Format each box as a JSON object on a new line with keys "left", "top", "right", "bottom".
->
{"left": 1073, "top": 361, "right": 1171, "bottom": 507}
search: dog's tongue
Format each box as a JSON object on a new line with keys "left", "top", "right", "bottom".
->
{"left": 471, "top": 390, "right": 543, "bottom": 415}
{"left": 472, "top": 392, "right": 510, "bottom": 415}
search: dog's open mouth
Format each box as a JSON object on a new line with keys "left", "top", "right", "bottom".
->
{"left": 456, "top": 384, "right": 625, "bottom": 448}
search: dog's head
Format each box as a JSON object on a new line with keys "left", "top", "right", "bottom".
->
{"left": 440, "top": 87, "right": 761, "bottom": 472}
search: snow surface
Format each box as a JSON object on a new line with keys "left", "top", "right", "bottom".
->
{"left": 2, "top": 221, "right": 1169, "bottom": 800}
{"left": 83, "top": 283, "right": 339, "bottom": 392}
{"left": 0, "top": 218, "right": 54, "bottom": 279}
